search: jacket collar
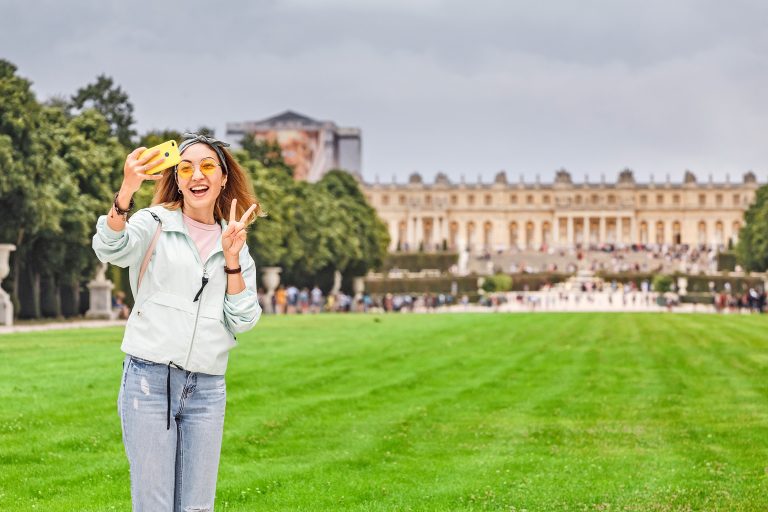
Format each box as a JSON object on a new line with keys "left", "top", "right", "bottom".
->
{"left": 148, "top": 205, "right": 228, "bottom": 233}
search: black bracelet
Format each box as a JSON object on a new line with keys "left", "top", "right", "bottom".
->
{"left": 113, "top": 192, "right": 135, "bottom": 217}
{"left": 224, "top": 265, "right": 242, "bottom": 274}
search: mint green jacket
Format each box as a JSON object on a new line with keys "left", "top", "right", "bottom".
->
{"left": 92, "top": 205, "right": 262, "bottom": 375}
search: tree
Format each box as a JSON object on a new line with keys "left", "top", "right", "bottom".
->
{"left": 71, "top": 74, "right": 136, "bottom": 147}
{"left": 736, "top": 185, "right": 768, "bottom": 272}
{"left": 138, "top": 129, "right": 182, "bottom": 150}
{"left": 0, "top": 60, "right": 67, "bottom": 314}
{"left": 239, "top": 134, "right": 293, "bottom": 177}
{"left": 317, "top": 170, "right": 390, "bottom": 279}
{"left": 242, "top": 161, "right": 390, "bottom": 292}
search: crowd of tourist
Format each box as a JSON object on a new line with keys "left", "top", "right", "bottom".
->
{"left": 478, "top": 243, "right": 722, "bottom": 274}
{"left": 259, "top": 285, "right": 466, "bottom": 314}
{"left": 255, "top": 280, "right": 767, "bottom": 315}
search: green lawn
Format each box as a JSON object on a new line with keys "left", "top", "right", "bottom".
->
{"left": 1, "top": 313, "right": 768, "bottom": 511}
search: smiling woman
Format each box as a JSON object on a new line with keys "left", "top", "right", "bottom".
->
{"left": 92, "top": 132, "right": 267, "bottom": 511}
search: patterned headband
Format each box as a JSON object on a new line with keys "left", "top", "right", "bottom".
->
{"left": 178, "top": 133, "right": 230, "bottom": 175}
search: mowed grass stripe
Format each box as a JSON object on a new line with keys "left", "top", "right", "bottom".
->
{"left": 1, "top": 313, "right": 767, "bottom": 511}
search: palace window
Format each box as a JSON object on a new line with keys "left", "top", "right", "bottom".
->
{"left": 716, "top": 194, "right": 723, "bottom": 206}
{"left": 591, "top": 194, "right": 599, "bottom": 205}
{"left": 382, "top": 194, "right": 389, "bottom": 206}
{"left": 673, "top": 194, "right": 680, "bottom": 205}
{"left": 543, "top": 195, "right": 551, "bottom": 204}
{"left": 425, "top": 194, "right": 432, "bottom": 206}
{"left": 468, "top": 194, "right": 475, "bottom": 206}
{"left": 656, "top": 194, "right": 664, "bottom": 205}
{"left": 450, "top": 194, "right": 458, "bottom": 206}
{"left": 699, "top": 194, "right": 706, "bottom": 206}
{"left": 575, "top": 195, "right": 582, "bottom": 205}
{"left": 733, "top": 193, "right": 740, "bottom": 206}
{"left": 510, "top": 194, "right": 518, "bottom": 205}
{"left": 639, "top": 194, "right": 647, "bottom": 206}
{"left": 526, "top": 194, "right": 534, "bottom": 205}
{"left": 607, "top": 194, "right": 616, "bottom": 205}
{"left": 399, "top": 195, "right": 406, "bottom": 205}
{"left": 484, "top": 194, "right": 492, "bottom": 206}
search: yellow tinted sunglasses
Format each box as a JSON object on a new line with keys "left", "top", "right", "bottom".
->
{"left": 176, "top": 157, "right": 222, "bottom": 179}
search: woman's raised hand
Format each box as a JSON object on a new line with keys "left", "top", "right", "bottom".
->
{"left": 121, "top": 147, "right": 165, "bottom": 194}
{"left": 222, "top": 199, "right": 257, "bottom": 261}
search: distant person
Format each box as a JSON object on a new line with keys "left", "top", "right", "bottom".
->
{"left": 92, "top": 133, "right": 263, "bottom": 511}
{"left": 310, "top": 285, "right": 323, "bottom": 313}
{"left": 112, "top": 290, "right": 131, "bottom": 319}
{"left": 275, "top": 284, "right": 287, "bottom": 314}
{"left": 286, "top": 285, "right": 299, "bottom": 313}
{"left": 298, "top": 287, "right": 310, "bottom": 313}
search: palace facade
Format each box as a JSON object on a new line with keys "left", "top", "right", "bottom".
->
{"left": 361, "top": 169, "right": 761, "bottom": 253}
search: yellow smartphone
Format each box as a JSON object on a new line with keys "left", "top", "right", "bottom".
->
{"left": 140, "top": 140, "right": 181, "bottom": 175}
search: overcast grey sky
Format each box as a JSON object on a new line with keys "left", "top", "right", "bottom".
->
{"left": 3, "top": 0, "right": 767, "bottom": 184}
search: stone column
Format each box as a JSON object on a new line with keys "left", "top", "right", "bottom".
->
{"left": 567, "top": 216, "right": 574, "bottom": 247}
{"left": 553, "top": 217, "right": 561, "bottom": 246}
{"left": 389, "top": 219, "right": 398, "bottom": 252}
{"left": 630, "top": 216, "right": 638, "bottom": 245}
{"left": 406, "top": 216, "right": 414, "bottom": 251}
{"left": 415, "top": 216, "right": 423, "bottom": 250}
{"left": 582, "top": 217, "right": 589, "bottom": 246}
{"left": 437, "top": 217, "right": 448, "bottom": 251}
{"left": 532, "top": 219, "right": 541, "bottom": 250}
{"left": 599, "top": 217, "right": 606, "bottom": 245}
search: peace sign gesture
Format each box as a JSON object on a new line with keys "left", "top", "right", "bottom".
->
{"left": 222, "top": 199, "right": 257, "bottom": 261}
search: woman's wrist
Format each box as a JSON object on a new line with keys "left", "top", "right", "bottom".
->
{"left": 116, "top": 186, "right": 136, "bottom": 211}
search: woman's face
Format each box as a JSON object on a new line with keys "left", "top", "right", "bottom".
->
{"left": 177, "top": 143, "right": 227, "bottom": 214}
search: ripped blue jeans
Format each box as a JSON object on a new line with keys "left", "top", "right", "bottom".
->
{"left": 118, "top": 354, "right": 226, "bottom": 512}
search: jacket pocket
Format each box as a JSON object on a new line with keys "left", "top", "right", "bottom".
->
{"left": 124, "top": 292, "right": 194, "bottom": 361}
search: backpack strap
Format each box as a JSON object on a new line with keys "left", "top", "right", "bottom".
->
{"left": 137, "top": 212, "right": 162, "bottom": 291}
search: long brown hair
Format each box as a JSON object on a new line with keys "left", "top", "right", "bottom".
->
{"left": 152, "top": 146, "right": 265, "bottom": 224}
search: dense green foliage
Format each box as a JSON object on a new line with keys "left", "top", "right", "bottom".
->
{"left": 481, "top": 273, "right": 513, "bottom": 293}
{"left": 2, "top": 313, "right": 768, "bottom": 510}
{"left": 652, "top": 274, "right": 674, "bottom": 293}
{"left": 736, "top": 184, "right": 768, "bottom": 271}
{"left": 0, "top": 61, "right": 388, "bottom": 317}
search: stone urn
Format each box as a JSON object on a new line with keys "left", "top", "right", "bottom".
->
{"left": 0, "top": 244, "right": 16, "bottom": 326}
{"left": 261, "top": 267, "right": 282, "bottom": 314}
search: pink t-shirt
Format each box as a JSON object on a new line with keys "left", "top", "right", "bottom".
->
{"left": 183, "top": 214, "right": 221, "bottom": 263}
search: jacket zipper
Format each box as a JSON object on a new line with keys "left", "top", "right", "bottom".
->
{"left": 184, "top": 264, "right": 209, "bottom": 368}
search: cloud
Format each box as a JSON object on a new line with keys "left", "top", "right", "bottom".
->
{"left": 2, "top": 0, "right": 767, "bottom": 182}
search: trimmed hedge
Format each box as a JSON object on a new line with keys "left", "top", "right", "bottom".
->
{"left": 716, "top": 252, "right": 737, "bottom": 272}
{"left": 507, "top": 272, "right": 571, "bottom": 291}
{"left": 365, "top": 276, "right": 477, "bottom": 295}
{"left": 598, "top": 272, "right": 765, "bottom": 293}
{"left": 683, "top": 274, "right": 765, "bottom": 293}
{"left": 379, "top": 252, "right": 459, "bottom": 272}
{"left": 680, "top": 293, "right": 715, "bottom": 305}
